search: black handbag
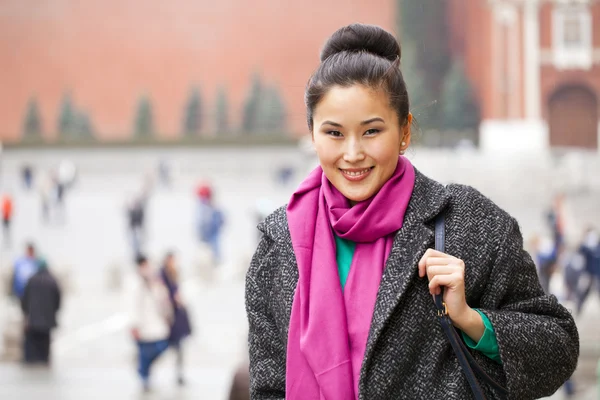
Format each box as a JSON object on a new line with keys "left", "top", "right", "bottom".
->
{"left": 433, "top": 213, "right": 508, "bottom": 399}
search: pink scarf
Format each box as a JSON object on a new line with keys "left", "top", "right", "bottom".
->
{"left": 286, "top": 156, "right": 415, "bottom": 399}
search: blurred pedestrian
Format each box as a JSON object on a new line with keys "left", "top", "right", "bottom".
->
{"left": 21, "top": 164, "right": 34, "bottom": 190}
{"left": 531, "top": 234, "right": 559, "bottom": 295}
{"left": 126, "top": 194, "right": 147, "bottom": 259}
{"left": 546, "top": 193, "right": 566, "bottom": 255}
{"left": 275, "top": 166, "right": 294, "bottom": 186}
{"left": 195, "top": 183, "right": 224, "bottom": 266}
{"left": 1, "top": 192, "right": 13, "bottom": 247}
{"left": 11, "top": 243, "right": 39, "bottom": 299}
{"left": 246, "top": 23, "right": 578, "bottom": 399}
{"left": 52, "top": 171, "right": 66, "bottom": 223}
{"left": 37, "top": 171, "right": 53, "bottom": 224}
{"left": 160, "top": 252, "right": 192, "bottom": 385}
{"left": 575, "top": 226, "right": 600, "bottom": 314}
{"left": 128, "top": 254, "right": 173, "bottom": 392}
{"left": 20, "top": 259, "right": 61, "bottom": 366}
{"left": 158, "top": 158, "right": 172, "bottom": 188}
{"left": 563, "top": 248, "right": 585, "bottom": 303}
{"left": 58, "top": 159, "right": 78, "bottom": 190}
{"left": 126, "top": 180, "right": 152, "bottom": 259}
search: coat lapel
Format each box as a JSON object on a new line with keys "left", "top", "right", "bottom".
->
{"left": 360, "top": 170, "right": 451, "bottom": 384}
{"left": 259, "top": 210, "right": 299, "bottom": 338}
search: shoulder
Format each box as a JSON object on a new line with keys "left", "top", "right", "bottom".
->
{"left": 248, "top": 206, "right": 290, "bottom": 287}
{"left": 257, "top": 205, "right": 289, "bottom": 241}
{"left": 446, "top": 183, "right": 512, "bottom": 222}
{"left": 444, "top": 183, "right": 519, "bottom": 250}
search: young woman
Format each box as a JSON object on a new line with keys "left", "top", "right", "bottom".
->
{"left": 129, "top": 255, "right": 173, "bottom": 392}
{"left": 160, "top": 252, "right": 192, "bottom": 385}
{"left": 245, "top": 23, "right": 579, "bottom": 399}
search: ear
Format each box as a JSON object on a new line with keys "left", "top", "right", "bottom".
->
{"left": 400, "top": 113, "right": 413, "bottom": 152}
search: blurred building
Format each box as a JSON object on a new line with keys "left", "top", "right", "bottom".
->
{"left": 0, "top": 0, "right": 395, "bottom": 141}
{"left": 448, "top": 0, "right": 600, "bottom": 152}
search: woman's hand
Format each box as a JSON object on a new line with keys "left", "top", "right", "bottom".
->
{"left": 418, "top": 249, "right": 484, "bottom": 341}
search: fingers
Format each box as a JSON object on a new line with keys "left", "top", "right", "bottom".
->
{"left": 428, "top": 273, "right": 463, "bottom": 295}
{"left": 425, "top": 264, "right": 458, "bottom": 281}
{"left": 418, "top": 248, "right": 463, "bottom": 277}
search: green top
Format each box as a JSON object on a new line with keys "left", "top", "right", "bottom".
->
{"left": 334, "top": 235, "right": 502, "bottom": 364}
{"left": 335, "top": 235, "right": 356, "bottom": 291}
{"left": 462, "top": 309, "right": 502, "bottom": 363}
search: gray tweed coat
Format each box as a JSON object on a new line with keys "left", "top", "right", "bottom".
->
{"left": 245, "top": 170, "right": 579, "bottom": 400}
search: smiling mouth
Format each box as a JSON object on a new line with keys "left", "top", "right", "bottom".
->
{"left": 340, "top": 168, "right": 372, "bottom": 176}
{"left": 339, "top": 167, "right": 374, "bottom": 181}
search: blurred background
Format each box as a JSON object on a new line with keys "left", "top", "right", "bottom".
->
{"left": 0, "top": 0, "right": 599, "bottom": 399}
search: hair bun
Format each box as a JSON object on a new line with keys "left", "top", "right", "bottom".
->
{"left": 320, "top": 23, "right": 401, "bottom": 63}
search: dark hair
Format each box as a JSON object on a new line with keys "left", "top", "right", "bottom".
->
{"left": 135, "top": 254, "right": 148, "bottom": 266}
{"left": 305, "top": 23, "right": 409, "bottom": 132}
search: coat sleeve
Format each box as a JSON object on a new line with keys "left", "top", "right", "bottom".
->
{"left": 480, "top": 216, "right": 579, "bottom": 400}
{"left": 245, "top": 235, "right": 286, "bottom": 399}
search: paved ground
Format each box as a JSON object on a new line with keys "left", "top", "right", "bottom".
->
{"left": 0, "top": 277, "right": 247, "bottom": 400}
{"left": 0, "top": 148, "right": 298, "bottom": 399}
{"left": 0, "top": 147, "right": 597, "bottom": 399}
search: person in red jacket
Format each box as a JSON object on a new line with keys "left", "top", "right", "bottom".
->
{"left": 1, "top": 193, "right": 13, "bottom": 248}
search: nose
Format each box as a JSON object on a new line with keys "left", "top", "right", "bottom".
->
{"left": 342, "top": 137, "right": 366, "bottom": 163}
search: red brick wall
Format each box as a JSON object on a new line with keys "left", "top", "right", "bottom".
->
{"left": 0, "top": 0, "right": 396, "bottom": 141}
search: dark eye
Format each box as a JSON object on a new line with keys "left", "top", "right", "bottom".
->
{"left": 326, "top": 130, "right": 343, "bottom": 137}
{"left": 365, "top": 128, "right": 380, "bottom": 136}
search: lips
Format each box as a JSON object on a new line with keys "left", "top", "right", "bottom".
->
{"left": 339, "top": 167, "right": 374, "bottom": 182}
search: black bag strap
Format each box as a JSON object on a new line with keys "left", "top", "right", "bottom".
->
{"left": 434, "top": 213, "right": 508, "bottom": 399}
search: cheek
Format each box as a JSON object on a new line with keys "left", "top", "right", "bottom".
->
{"left": 368, "top": 140, "right": 400, "bottom": 163}
{"left": 313, "top": 139, "right": 338, "bottom": 163}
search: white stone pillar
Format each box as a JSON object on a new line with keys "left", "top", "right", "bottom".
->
{"left": 523, "top": 0, "right": 541, "bottom": 119}
{"left": 494, "top": 2, "right": 518, "bottom": 118}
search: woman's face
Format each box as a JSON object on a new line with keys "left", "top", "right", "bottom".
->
{"left": 312, "top": 84, "right": 411, "bottom": 204}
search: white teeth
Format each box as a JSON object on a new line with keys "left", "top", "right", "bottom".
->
{"left": 342, "top": 168, "right": 371, "bottom": 176}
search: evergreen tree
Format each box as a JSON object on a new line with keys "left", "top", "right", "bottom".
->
{"left": 134, "top": 95, "right": 154, "bottom": 137}
{"left": 215, "top": 86, "right": 229, "bottom": 135}
{"left": 22, "top": 98, "right": 43, "bottom": 139}
{"left": 183, "top": 87, "right": 202, "bottom": 136}
{"left": 258, "top": 86, "right": 287, "bottom": 134}
{"left": 242, "top": 73, "right": 263, "bottom": 134}
{"left": 75, "top": 111, "right": 94, "bottom": 139}
{"left": 440, "top": 59, "right": 480, "bottom": 131}
{"left": 400, "top": 43, "right": 428, "bottom": 113}
{"left": 398, "top": 0, "right": 451, "bottom": 128}
{"left": 57, "top": 93, "right": 76, "bottom": 136}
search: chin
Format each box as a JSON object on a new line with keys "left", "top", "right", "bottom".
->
{"left": 342, "top": 190, "right": 373, "bottom": 204}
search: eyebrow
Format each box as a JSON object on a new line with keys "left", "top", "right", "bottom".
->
{"left": 320, "top": 117, "right": 385, "bottom": 128}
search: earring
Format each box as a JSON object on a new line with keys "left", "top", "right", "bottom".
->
{"left": 401, "top": 141, "right": 406, "bottom": 146}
